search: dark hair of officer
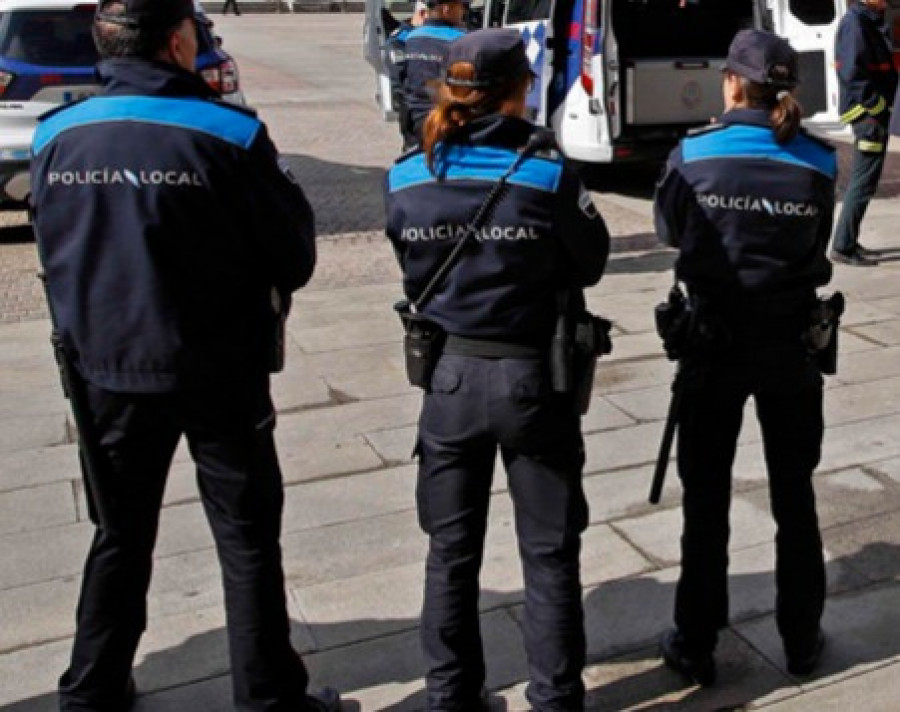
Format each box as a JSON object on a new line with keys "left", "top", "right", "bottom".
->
{"left": 723, "top": 28, "right": 803, "bottom": 144}
{"left": 93, "top": 0, "right": 193, "bottom": 59}
{"left": 422, "top": 30, "right": 531, "bottom": 172}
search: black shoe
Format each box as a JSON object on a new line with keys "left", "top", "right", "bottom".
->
{"left": 786, "top": 630, "right": 826, "bottom": 676}
{"left": 660, "top": 629, "right": 716, "bottom": 687}
{"left": 830, "top": 248, "right": 879, "bottom": 266}
{"left": 301, "top": 687, "right": 341, "bottom": 711}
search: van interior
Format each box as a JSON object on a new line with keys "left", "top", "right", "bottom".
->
{"left": 611, "top": 0, "right": 755, "bottom": 60}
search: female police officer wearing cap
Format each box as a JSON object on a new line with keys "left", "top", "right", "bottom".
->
{"left": 654, "top": 29, "right": 836, "bottom": 686}
{"left": 385, "top": 28, "right": 609, "bottom": 712}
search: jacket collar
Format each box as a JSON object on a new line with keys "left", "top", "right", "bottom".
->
{"left": 97, "top": 58, "right": 219, "bottom": 99}
{"left": 454, "top": 114, "right": 535, "bottom": 148}
{"left": 718, "top": 107, "right": 773, "bottom": 129}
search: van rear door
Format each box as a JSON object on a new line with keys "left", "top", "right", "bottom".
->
{"left": 765, "top": 0, "right": 843, "bottom": 126}
{"left": 486, "top": 0, "right": 555, "bottom": 124}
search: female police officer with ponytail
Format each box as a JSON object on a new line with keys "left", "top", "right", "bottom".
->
{"left": 654, "top": 29, "right": 837, "bottom": 686}
{"left": 385, "top": 28, "right": 609, "bottom": 712}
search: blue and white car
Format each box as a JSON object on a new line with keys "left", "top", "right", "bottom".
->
{"left": 0, "top": 0, "right": 244, "bottom": 210}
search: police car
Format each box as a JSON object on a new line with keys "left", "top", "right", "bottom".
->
{"left": 0, "top": 0, "right": 244, "bottom": 210}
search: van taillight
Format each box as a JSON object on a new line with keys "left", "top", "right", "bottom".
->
{"left": 0, "top": 70, "right": 13, "bottom": 97}
{"left": 200, "top": 58, "right": 239, "bottom": 96}
{"left": 581, "top": 0, "right": 599, "bottom": 94}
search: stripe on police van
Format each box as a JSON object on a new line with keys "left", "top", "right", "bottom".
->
{"left": 33, "top": 96, "right": 260, "bottom": 155}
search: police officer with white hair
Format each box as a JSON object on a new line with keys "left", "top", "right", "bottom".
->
{"left": 30, "top": 1, "right": 338, "bottom": 709}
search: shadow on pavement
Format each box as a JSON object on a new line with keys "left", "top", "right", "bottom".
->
{"left": 281, "top": 153, "right": 388, "bottom": 238}
{"left": 4, "top": 541, "right": 898, "bottom": 712}
{"left": 0, "top": 219, "right": 33, "bottom": 245}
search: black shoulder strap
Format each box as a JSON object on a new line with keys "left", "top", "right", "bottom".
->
{"left": 412, "top": 130, "right": 554, "bottom": 311}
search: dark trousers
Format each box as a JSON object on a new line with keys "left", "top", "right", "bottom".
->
{"left": 416, "top": 355, "right": 588, "bottom": 712}
{"left": 832, "top": 141, "right": 887, "bottom": 254}
{"left": 673, "top": 336, "right": 826, "bottom": 658}
{"left": 58, "top": 378, "right": 308, "bottom": 712}
{"left": 223, "top": 0, "right": 242, "bottom": 14}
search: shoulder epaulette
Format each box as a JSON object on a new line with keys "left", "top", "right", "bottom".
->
{"left": 686, "top": 122, "right": 727, "bottom": 137}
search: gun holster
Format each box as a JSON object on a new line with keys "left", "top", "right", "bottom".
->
{"left": 395, "top": 300, "right": 446, "bottom": 389}
{"left": 803, "top": 291, "right": 845, "bottom": 375}
{"left": 550, "top": 294, "right": 613, "bottom": 415}
{"left": 654, "top": 285, "right": 692, "bottom": 361}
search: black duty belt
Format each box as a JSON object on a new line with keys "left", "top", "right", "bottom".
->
{"left": 443, "top": 334, "right": 545, "bottom": 358}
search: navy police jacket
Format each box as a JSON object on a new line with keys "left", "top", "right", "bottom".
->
{"left": 401, "top": 19, "right": 466, "bottom": 128}
{"left": 654, "top": 109, "right": 835, "bottom": 305}
{"left": 385, "top": 116, "right": 610, "bottom": 342}
{"left": 30, "top": 59, "right": 315, "bottom": 393}
{"left": 835, "top": 3, "right": 897, "bottom": 129}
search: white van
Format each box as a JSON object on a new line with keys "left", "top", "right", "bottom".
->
{"left": 365, "top": 1, "right": 891, "bottom": 163}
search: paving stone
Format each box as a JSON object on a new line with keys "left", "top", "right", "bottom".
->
{"left": 0, "top": 480, "right": 76, "bottom": 534}
{"left": 323, "top": 363, "right": 413, "bottom": 402}
{"left": 299, "top": 608, "right": 528, "bottom": 712}
{"left": 0, "top": 412, "right": 68, "bottom": 455}
{"left": 0, "top": 522, "right": 93, "bottom": 589}
{"left": 0, "top": 638, "right": 69, "bottom": 707}
{"left": 271, "top": 359, "right": 332, "bottom": 412}
{"left": 283, "top": 464, "right": 418, "bottom": 531}
{"left": 578, "top": 631, "right": 797, "bottom": 712}
{"left": 583, "top": 464, "right": 681, "bottom": 523}
{"left": 847, "top": 318, "right": 900, "bottom": 347}
{"left": 584, "top": 421, "right": 673, "bottom": 477}
{"left": 735, "top": 581, "right": 900, "bottom": 688}
{"left": 837, "top": 345, "right": 900, "bottom": 385}
{"left": 364, "top": 424, "right": 418, "bottom": 466}
{"left": 757, "top": 658, "right": 900, "bottom": 712}
{"left": 821, "top": 510, "right": 900, "bottom": 584}
{"left": 593, "top": 357, "right": 672, "bottom": 396}
{"left": 581, "top": 397, "right": 638, "bottom": 435}
{"left": 0, "top": 577, "right": 80, "bottom": 652}
{"left": 868, "top": 456, "right": 900, "bottom": 485}
{"left": 281, "top": 508, "right": 426, "bottom": 588}
{"left": 289, "top": 310, "right": 399, "bottom": 353}
{"left": 614, "top": 497, "right": 776, "bottom": 567}
{"left": 825, "top": 376, "right": 900, "bottom": 426}
{"left": 132, "top": 674, "right": 231, "bottom": 712}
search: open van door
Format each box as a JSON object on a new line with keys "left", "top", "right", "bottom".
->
{"left": 764, "top": 0, "right": 845, "bottom": 128}
{"left": 484, "top": 0, "right": 555, "bottom": 125}
{"left": 363, "top": 0, "right": 408, "bottom": 120}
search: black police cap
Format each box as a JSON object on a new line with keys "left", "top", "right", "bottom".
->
{"left": 424, "top": 0, "right": 471, "bottom": 7}
{"left": 96, "top": 0, "right": 194, "bottom": 29}
{"left": 724, "top": 29, "right": 799, "bottom": 89}
{"left": 445, "top": 28, "right": 532, "bottom": 89}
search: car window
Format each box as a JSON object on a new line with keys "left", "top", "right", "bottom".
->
{"left": 0, "top": 9, "right": 98, "bottom": 67}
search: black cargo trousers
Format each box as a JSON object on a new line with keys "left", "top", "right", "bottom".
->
{"left": 416, "top": 354, "right": 588, "bottom": 712}
{"left": 672, "top": 317, "right": 826, "bottom": 661}
{"left": 58, "top": 376, "right": 308, "bottom": 712}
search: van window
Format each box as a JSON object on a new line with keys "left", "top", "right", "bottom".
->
{"left": 788, "top": 0, "right": 835, "bottom": 25}
{"left": 0, "top": 9, "right": 97, "bottom": 67}
{"left": 505, "top": 0, "right": 551, "bottom": 24}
